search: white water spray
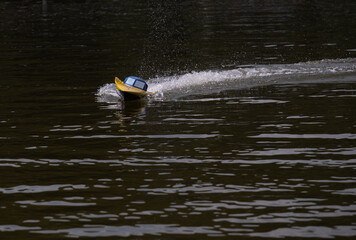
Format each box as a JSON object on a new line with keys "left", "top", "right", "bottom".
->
{"left": 97, "top": 58, "right": 356, "bottom": 102}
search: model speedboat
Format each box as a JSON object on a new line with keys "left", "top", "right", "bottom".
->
{"left": 115, "top": 76, "right": 153, "bottom": 101}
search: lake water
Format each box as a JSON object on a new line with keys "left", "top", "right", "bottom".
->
{"left": 1, "top": 0, "right": 356, "bottom": 239}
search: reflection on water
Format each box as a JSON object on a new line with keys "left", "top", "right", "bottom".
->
{"left": 42, "top": 0, "right": 47, "bottom": 17}
{"left": 1, "top": 0, "right": 356, "bottom": 239}
{"left": 1, "top": 77, "right": 356, "bottom": 238}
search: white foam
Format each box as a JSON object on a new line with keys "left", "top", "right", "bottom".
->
{"left": 97, "top": 58, "right": 356, "bottom": 102}
{"left": 96, "top": 83, "right": 122, "bottom": 103}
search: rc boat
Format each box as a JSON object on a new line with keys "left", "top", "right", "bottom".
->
{"left": 115, "top": 76, "right": 153, "bottom": 101}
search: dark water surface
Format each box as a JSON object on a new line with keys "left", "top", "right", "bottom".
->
{"left": 1, "top": 0, "right": 356, "bottom": 239}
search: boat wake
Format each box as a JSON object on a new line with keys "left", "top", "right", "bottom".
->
{"left": 97, "top": 58, "right": 356, "bottom": 102}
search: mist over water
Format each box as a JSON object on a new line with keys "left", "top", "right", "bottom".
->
{"left": 1, "top": 0, "right": 356, "bottom": 239}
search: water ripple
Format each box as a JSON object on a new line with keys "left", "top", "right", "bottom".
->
{"left": 33, "top": 224, "right": 220, "bottom": 238}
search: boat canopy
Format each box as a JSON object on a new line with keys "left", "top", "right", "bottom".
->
{"left": 124, "top": 76, "right": 148, "bottom": 91}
